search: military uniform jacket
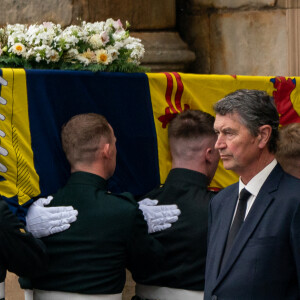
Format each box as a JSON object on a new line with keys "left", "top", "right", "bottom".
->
{"left": 134, "top": 168, "right": 215, "bottom": 291}
{"left": 29, "top": 171, "right": 164, "bottom": 295}
{"left": 0, "top": 199, "right": 48, "bottom": 281}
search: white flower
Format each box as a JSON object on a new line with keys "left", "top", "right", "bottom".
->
{"left": 113, "top": 19, "right": 123, "bottom": 31}
{"left": 113, "top": 41, "right": 124, "bottom": 50}
{"left": 95, "top": 49, "right": 112, "bottom": 65}
{"left": 88, "top": 34, "right": 103, "bottom": 49}
{"left": 9, "top": 43, "right": 26, "bottom": 56}
{"left": 100, "top": 31, "right": 109, "bottom": 45}
{"left": 48, "top": 49, "right": 60, "bottom": 63}
{"left": 0, "top": 19, "right": 145, "bottom": 69}
{"left": 106, "top": 46, "right": 119, "bottom": 61}
{"left": 112, "top": 30, "right": 128, "bottom": 42}
{"left": 35, "top": 54, "right": 41, "bottom": 63}
{"left": 125, "top": 39, "right": 145, "bottom": 63}
{"left": 76, "top": 54, "right": 91, "bottom": 66}
{"left": 25, "top": 23, "right": 60, "bottom": 48}
{"left": 66, "top": 48, "right": 79, "bottom": 58}
{"left": 6, "top": 24, "right": 26, "bottom": 35}
{"left": 7, "top": 32, "right": 26, "bottom": 47}
{"left": 104, "top": 18, "right": 115, "bottom": 32}
{"left": 83, "top": 21, "right": 105, "bottom": 35}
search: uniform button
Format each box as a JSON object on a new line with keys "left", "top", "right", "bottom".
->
{"left": 212, "top": 296, "right": 218, "bottom": 300}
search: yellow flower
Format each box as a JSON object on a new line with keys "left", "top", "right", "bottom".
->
{"left": 95, "top": 49, "right": 112, "bottom": 65}
{"left": 82, "top": 49, "right": 96, "bottom": 62}
{"left": 11, "top": 43, "right": 26, "bottom": 56}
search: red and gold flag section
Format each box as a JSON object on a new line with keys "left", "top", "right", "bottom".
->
{"left": 148, "top": 72, "right": 300, "bottom": 190}
{"left": 0, "top": 69, "right": 300, "bottom": 219}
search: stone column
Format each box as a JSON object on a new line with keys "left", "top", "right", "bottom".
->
{"left": 279, "top": 0, "right": 300, "bottom": 76}
{"left": 177, "top": 0, "right": 294, "bottom": 76}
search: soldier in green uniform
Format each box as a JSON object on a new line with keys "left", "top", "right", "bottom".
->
{"left": 24, "top": 113, "right": 177, "bottom": 300}
{"left": 133, "top": 110, "right": 220, "bottom": 300}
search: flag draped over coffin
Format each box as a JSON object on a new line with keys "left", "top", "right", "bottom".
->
{"left": 0, "top": 68, "right": 299, "bottom": 220}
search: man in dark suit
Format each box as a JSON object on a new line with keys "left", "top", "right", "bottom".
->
{"left": 133, "top": 110, "right": 220, "bottom": 300}
{"left": 24, "top": 113, "right": 179, "bottom": 300}
{"left": 205, "top": 89, "right": 300, "bottom": 300}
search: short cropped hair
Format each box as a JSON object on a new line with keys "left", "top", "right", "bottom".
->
{"left": 277, "top": 123, "right": 300, "bottom": 165}
{"left": 61, "top": 113, "right": 112, "bottom": 166}
{"left": 168, "top": 110, "right": 216, "bottom": 140}
{"left": 214, "top": 89, "right": 279, "bottom": 153}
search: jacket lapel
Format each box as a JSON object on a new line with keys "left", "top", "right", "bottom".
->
{"left": 215, "top": 164, "right": 283, "bottom": 287}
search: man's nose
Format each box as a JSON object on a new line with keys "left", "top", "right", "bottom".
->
{"left": 215, "top": 135, "right": 226, "bottom": 149}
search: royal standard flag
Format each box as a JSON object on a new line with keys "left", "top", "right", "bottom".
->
{"left": 0, "top": 69, "right": 299, "bottom": 220}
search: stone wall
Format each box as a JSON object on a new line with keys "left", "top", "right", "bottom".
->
{"left": 177, "top": 0, "right": 300, "bottom": 76}
{"left": 1, "top": 0, "right": 299, "bottom": 75}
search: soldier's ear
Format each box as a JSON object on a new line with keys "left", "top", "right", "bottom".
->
{"left": 205, "top": 147, "right": 213, "bottom": 163}
{"left": 101, "top": 143, "right": 110, "bottom": 159}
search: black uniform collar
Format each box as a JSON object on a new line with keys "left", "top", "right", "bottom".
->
{"left": 66, "top": 171, "right": 108, "bottom": 190}
{"left": 165, "top": 168, "right": 209, "bottom": 188}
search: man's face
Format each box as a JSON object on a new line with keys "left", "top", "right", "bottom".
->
{"left": 214, "top": 112, "right": 261, "bottom": 176}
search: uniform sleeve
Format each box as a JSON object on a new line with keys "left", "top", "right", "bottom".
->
{"left": 0, "top": 200, "right": 48, "bottom": 279}
{"left": 126, "top": 204, "right": 165, "bottom": 280}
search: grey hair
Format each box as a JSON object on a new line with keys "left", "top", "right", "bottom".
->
{"left": 214, "top": 89, "right": 279, "bottom": 153}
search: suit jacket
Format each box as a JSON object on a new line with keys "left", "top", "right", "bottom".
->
{"left": 205, "top": 164, "right": 300, "bottom": 300}
{"left": 134, "top": 168, "right": 215, "bottom": 291}
{"left": 28, "top": 171, "right": 164, "bottom": 294}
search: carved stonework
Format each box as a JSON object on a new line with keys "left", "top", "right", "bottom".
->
{"left": 132, "top": 32, "right": 196, "bottom": 72}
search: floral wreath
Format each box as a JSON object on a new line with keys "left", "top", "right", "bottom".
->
{"left": 0, "top": 19, "right": 147, "bottom": 72}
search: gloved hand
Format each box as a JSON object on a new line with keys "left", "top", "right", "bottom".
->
{"left": 138, "top": 198, "right": 181, "bottom": 233}
{"left": 0, "top": 76, "right": 7, "bottom": 86}
{"left": 26, "top": 196, "right": 78, "bottom": 238}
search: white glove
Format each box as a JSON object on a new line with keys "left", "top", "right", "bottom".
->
{"left": 0, "top": 76, "right": 7, "bottom": 86}
{"left": 26, "top": 196, "right": 78, "bottom": 238}
{"left": 138, "top": 198, "right": 181, "bottom": 233}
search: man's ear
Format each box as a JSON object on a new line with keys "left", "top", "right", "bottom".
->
{"left": 257, "top": 125, "right": 272, "bottom": 149}
{"left": 101, "top": 143, "right": 110, "bottom": 159}
{"left": 205, "top": 147, "right": 213, "bottom": 163}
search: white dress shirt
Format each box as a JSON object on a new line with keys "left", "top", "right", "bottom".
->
{"left": 232, "top": 159, "right": 277, "bottom": 221}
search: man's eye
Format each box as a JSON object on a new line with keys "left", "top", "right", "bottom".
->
{"left": 224, "top": 131, "right": 235, "bottom": 137}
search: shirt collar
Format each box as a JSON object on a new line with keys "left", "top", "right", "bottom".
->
{"left": 67, "top": 171, "right": 108, "bottom": 190}
{"left": 166, "top": 168, "right": 209, "bottom": 188}
{"left": 239, "top": 159, "right": 277, "bottom": 196}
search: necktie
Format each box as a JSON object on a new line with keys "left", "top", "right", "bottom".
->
{"left": 219, "top": 188, "right": 252, "bottom": 272}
